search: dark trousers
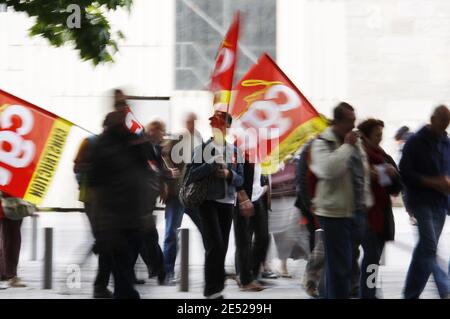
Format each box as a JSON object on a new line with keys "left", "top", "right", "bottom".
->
{"left": 233, "top": 207, "right": 252, "bottom": 286}
{"left": 319, "top": 216, "right": 353, "bottom": 299}
{"left": 360, "top": 229, "right": 385, "bottom": 299}
{"left": 249, "top": 198, "right": 269, "bottom": 278}
{"left": 139, "top": 224, "right": 165, "bottom": 277}
{"left": 199, "top": 200, "right": 233, "bottom": 297}
{"left": 303, "top": 209, "right": 318, "bottom": 251}
{"left": 85, "top": 201, "right": 112, "bottom": 291}
{"left": 234, "top": 198, "right": 270, "bottom": 285}
{"left": 0, "top": 218, "right": 22, "bottom": 280}
{"left": 317, "top": 244, "right": 363, "bottom": 298}
{"left": 351, "top": 210, "right": 366, "bottom": 293}
{"left": 133, "top": 192, "right": 165, "bottom": 278}
{"left": 94, "top": 253, "right": 112, "bottom": 291}
{"left": 97, "top": 229, "right": 141, "bottom": 299}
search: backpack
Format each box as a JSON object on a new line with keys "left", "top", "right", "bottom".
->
{"left": 295, "top": 137, "right": 334, "bottom": 230}
{"left": 74, "top": 135, "right": 98, "bottom": 202}
{"left": 179, "top": 163, "right": 210, "bottom": 209}
{"left": 178, "top": 140, "right": 212, "bottom": 209}
{"left": 294, "top": 139, "right": 316, "bottom": 214}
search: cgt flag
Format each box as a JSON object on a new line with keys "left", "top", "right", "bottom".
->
{"left": 0, "top": 89, "right": 74, "bottom": 205}
{"left": 124, "top": 106, "right": 144, "bottom": 135}
{"left": 229, "top": 53, "right": 328, "bottom": 174}
{"left": 210, "top": 11, "right": 240, "bottom": 112}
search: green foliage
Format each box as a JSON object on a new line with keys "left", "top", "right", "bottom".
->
{"left": 1, "top": 0, "right": 132, "bottom": 65}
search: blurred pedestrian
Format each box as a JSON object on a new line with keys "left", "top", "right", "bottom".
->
{"left": 401, "top": 105, "right": 450, "bottom": 299}
{"left": 187, "top": 111, "right": 244, "bottom": 299}
{"left": 137, "top": 119, "right": 167, "bottom": 285}
{"left": 357, "top": 119, "right": 402, "bottom": 298}
{"left": 394, "top": 125, "right": 416, "bottom": 225}
{"left": 0, "top": 194, "right": 28, "bottom": 288}
{"left": 162, "top": 112, "right": 203, "bottom": 285}
{"left": 88, "top": 89, "right": 150, "bottom": 299}
{"left": 74, "top": 133, "right": 113, "bottom": 298}
{"left": 310, "top": 102, "right": 373, "bottom": 299}
{"left": 233, "top": 158, "right": 270, "bottom": 291}
{"left": 270, "top": 159, "right": 309, "bottom": 279}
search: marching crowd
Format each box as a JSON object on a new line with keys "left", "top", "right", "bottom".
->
{"left": 0, "top": 90, "right": 449, "bottom": 300}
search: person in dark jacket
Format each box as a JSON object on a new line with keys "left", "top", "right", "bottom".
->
{"left": 400, "top": 105, "right": 450, "bottom": 299}
{"left": 161, "top": 114, "right": 204, "bottom": 285}
{"left": 233, "top": 159, "right": 270, "bottom": 291}
{"left": 74, "top": 134, "right": 113, "bottom": 298}
{"left": 357, "top": 119, "right": 402, "bottom": 299}
{"left": 187, "top": 111, "right": 244, "bottom": 299}
{"left": 394, "top": 126, "right": 416, "bottom": 225}
{"left": 89, "top": 90, "right": 151, "bottom": 299}
{"left": 131, "top": 120, "right": 166, "bottom": 285}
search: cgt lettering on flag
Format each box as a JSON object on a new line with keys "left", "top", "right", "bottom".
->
{"left": 229, "top": 54, "right": 328, "bottom": 174}
{"left": 24, "top": 119, "right": 71, "bottom": 203}
{"left": 0, "top": 89, "right": 74, "bottom": 205}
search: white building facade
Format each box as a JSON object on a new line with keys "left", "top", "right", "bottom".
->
{"left": 1, "top": 0, "right": 450, "bottom": 206}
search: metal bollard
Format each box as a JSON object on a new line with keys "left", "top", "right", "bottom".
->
{"left": 179, "top": 228, "right": 189, "bottom": 292}
{"left": 43, "top": 227, "right": 53, "bottom": 289}
{"left": 31, "top": 215, "right": 38, "bottom": 261}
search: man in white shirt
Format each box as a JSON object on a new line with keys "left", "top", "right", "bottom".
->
{"left": 162, "top": 112, "right": 204, "bottom": 285}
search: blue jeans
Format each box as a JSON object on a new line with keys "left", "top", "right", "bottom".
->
{"left": 404, "top": 205, "right": 450, "bottom": 299}
{"left": 351, "top": 210, "right": 367, "bottom": 292}
{"left": 319, "top": 216, "right": 354, "bottom": 299}
{"left": 163, "top": 196, "right": 203, "bottom": 277}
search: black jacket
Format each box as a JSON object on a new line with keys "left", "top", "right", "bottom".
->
{"left": 89, "top": 128, "right": 151, "bottom": 232}
{"left": 236, "top": 161, "right": 270, "bottom": 206}
{"left": 399, "top": 126, "right": 449, "bottom": 211}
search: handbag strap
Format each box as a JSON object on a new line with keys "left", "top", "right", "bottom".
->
{"left": 183, "top": 139, "right": 214, "bottom": 183}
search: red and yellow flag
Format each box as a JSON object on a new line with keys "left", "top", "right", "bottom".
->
{"left": 0, "top": 89, "right": 73, "bottom": 205}
{"left": 229, "top": 54, "right": 328, "bottom": 174}
{"left": 210, "top": 12, "right": 240, "bottom": 112}
{"left": 124, "top": 107, "right": 144, "bottom": 135}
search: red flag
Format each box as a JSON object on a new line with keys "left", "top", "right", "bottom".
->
{"left": 124, "top": 107, "right": 144, "bottom": 135}
{"left": 229, "top": 53, "right": 327, "bottom": 174}
{"left": 0, "top": 89, "right": 73, "bottom": 204}
{"left": 210, "top": 12, "right": 240, "bottom": 112}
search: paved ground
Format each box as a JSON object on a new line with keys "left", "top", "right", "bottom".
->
{"left": 0, "top": 208, "right": 449, "bottom": 299}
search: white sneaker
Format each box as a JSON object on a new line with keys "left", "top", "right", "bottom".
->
{"left": 206, "top": 292, "right": 224, "bottom": 299}
{"left": 8, "top": 277, "right": 26, "bottom": 288}
{"left": 0, "top": 281, "right": 8, "bottom": 290}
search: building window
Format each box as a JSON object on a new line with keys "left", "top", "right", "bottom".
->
{"left": 175, "top": 0, "right": 276, "bottom": 90}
